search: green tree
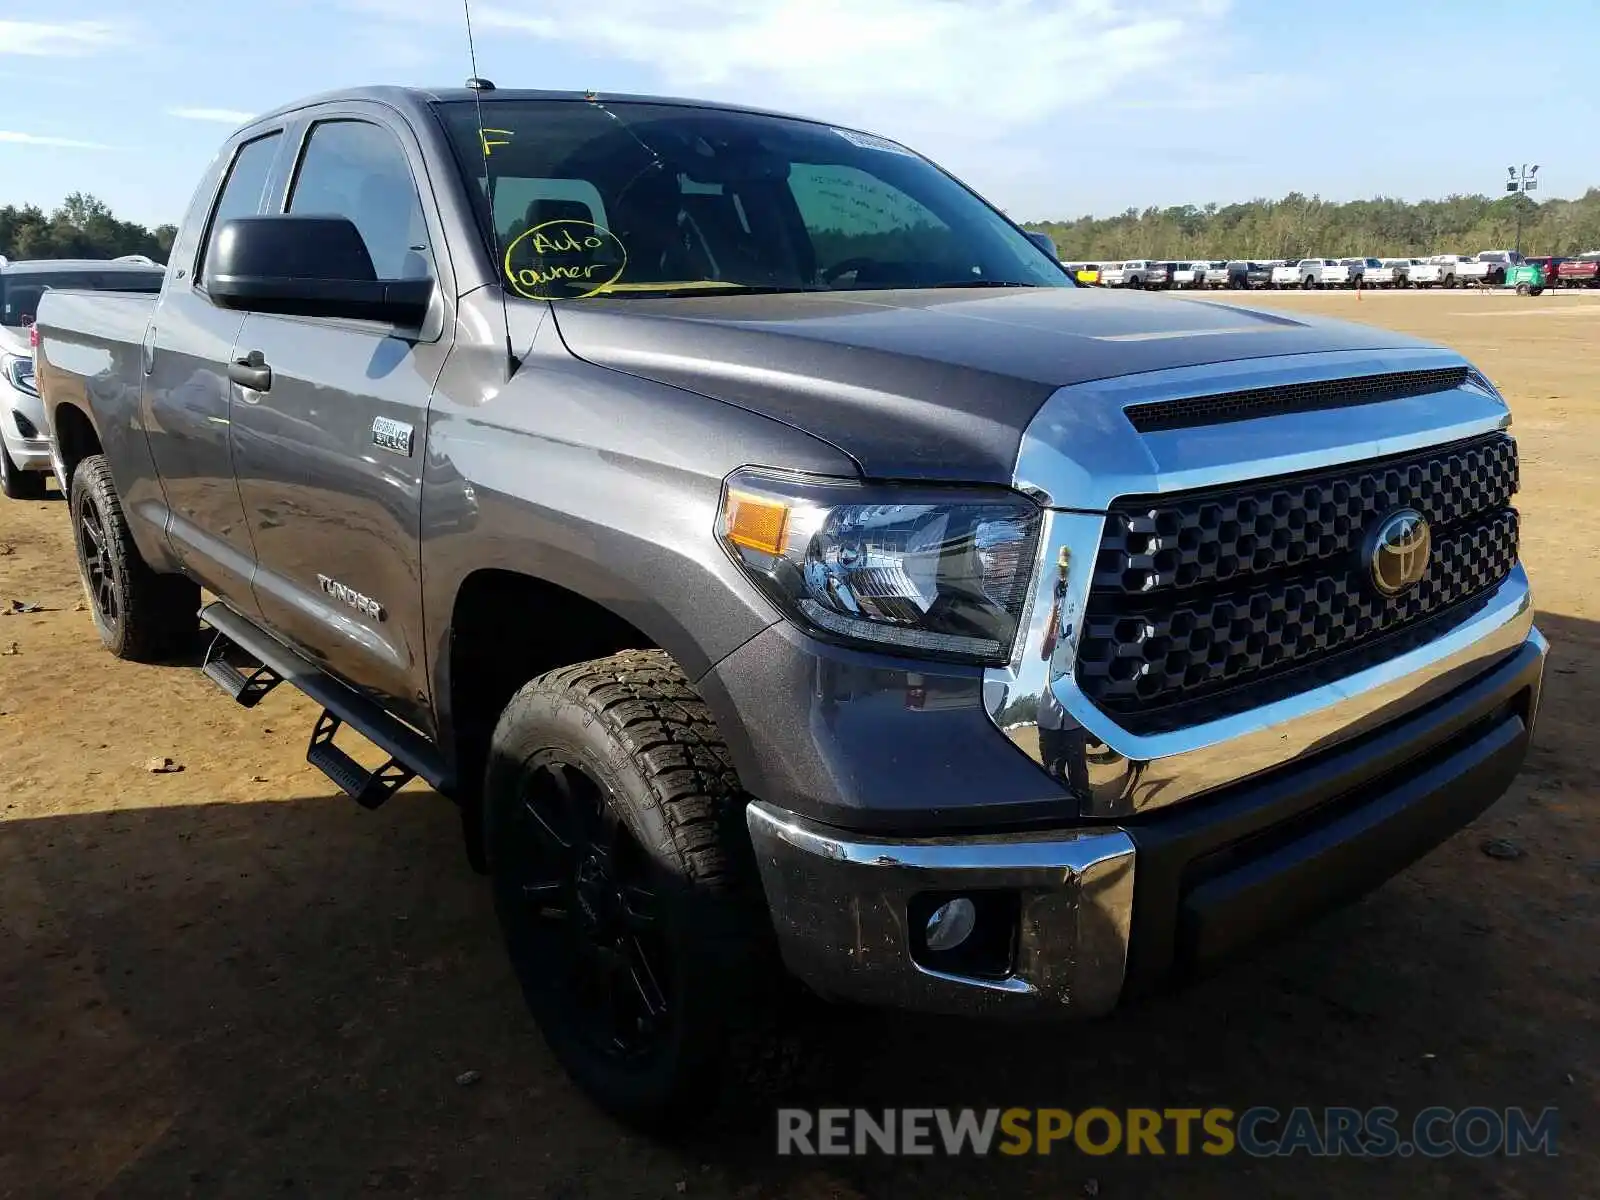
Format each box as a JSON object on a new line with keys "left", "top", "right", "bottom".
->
{"left": 1025, "top": 189, "right": 1600, "bottom": 261}
{"left": 1, "top": 194, "right": 171, "bottom": 263}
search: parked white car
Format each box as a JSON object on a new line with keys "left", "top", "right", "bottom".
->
{"left": 1366, "top": 258, "right": 1424, "bottom": 288}
{"left": 1340, "top": 258, "right": 1380, "bottom": 287}
{"left": 1270, "top": 261, "right": 1303, "bottom": 288}
{"left": 1410, "top": 255, "right": 1464, "bottom": 288}
{"left": 1203, "top": 260, "right": 1232, "bottom": 287}
{"left": 1094, "top": 260, "right": 1158, "bottom": 289}
{"left": 1469, "top": 250, "right": 1520, "bottom": 286}
{"left": 1364, "top": 259, "right": 1399, "bottom": 287}
{"left": 2, "top": 257, "right": 166, "bottom": 498}
{"left": 1171, "top": 260, "right": 1209, "bottom": 289}
{"left": 1273, "top": 258, "right": 1347, "bottom": 288}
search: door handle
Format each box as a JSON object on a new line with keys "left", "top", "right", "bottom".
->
{"left": 228, "top": 350, "right": 272, "bottom": 392}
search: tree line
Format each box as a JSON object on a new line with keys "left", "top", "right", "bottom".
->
{"left": 1, "top": 194, "right": 175, "bottom": 263}
{"left": 7, "top": 186, "right": 1600, "bottom": 269}
{"left": 1022, "top": 189, "right": 1600, "bottom": 263}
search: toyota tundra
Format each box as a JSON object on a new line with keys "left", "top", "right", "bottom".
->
{"left": 33, "top": 84, "right": 1546, "bottom": 1129}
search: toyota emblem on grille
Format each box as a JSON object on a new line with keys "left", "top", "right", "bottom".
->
{"left": 1366, "top": 508, "right": 1432, "bottom": 596}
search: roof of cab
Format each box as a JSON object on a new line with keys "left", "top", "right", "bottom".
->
{"left": 244, "top": 84, "right": 822, "bottom": 133}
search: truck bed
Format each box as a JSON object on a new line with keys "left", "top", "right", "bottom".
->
{"left": 35, "top": 289, "right": 156, "bottom": 431}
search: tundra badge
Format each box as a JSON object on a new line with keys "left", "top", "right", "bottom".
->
{"left": 371, "top": 416, "right": 414, "bottom": 456}
{"left": 317, "top": 574, "right": 386, "bottom": 621}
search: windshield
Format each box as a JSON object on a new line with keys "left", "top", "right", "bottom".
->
{"left": 435, "top": 99, "right": 1070, "bottom": 298}
{"left": 0, "top": 267, "right": 165, "bottom": 329}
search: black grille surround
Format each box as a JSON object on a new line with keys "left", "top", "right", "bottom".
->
{"left": 1076, "top": 433, "right": 1520, "bottom": 731}
{"left": 1122, "top": 366, "right": 1473, "bottom": 433}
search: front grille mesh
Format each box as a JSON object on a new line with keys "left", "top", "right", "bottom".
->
{"left": 1123, "top": 366, "right": 1472, "bottom": 432}
{"left": 1075, "top": 432, "right": 1519, "bottom": 727}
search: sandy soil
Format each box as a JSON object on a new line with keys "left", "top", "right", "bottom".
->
{"left": 2, "top": 290, "right": 1596, "bottom": 1198}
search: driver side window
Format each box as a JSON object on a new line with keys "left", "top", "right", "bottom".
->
{"left": 288, "top": 120, "right": 433, "bottom": 281}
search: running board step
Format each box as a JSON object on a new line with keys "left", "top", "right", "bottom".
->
{"left": 201, "top": 633, "right": 283, "bottom": 708}
{"left": 197, "top": 602, "right": 452, "bottom": 802}
{"left": 307, "top": 710, "right": 416, "bottom": 810}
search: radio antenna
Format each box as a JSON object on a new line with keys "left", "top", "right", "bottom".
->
{"left": 463, "top": 0, "right": 519, "bottom": 376}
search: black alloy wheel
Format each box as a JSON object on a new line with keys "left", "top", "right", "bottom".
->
{"left": 77, "top": 490, "right": 119, "bottom": 627}
{"left": 503, "top": 752, "right": 673, "bottom": 1062}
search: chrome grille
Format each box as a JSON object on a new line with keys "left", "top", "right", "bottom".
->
{"left": 1076, "top": 433, "right": 1520, "bottom": 728}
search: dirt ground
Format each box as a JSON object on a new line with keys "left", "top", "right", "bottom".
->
{"left": 2, "top": 290, "right": 1596, "bottom": 1199}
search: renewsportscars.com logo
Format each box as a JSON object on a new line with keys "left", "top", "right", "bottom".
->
{"left": 776, "top": 1106, "right": 1561, "bottom": 1158}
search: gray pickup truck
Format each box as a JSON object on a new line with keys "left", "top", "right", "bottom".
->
{"left": 35, "top": 84, "right": 1546, "bottom": 1129}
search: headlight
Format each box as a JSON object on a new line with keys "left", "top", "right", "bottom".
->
{"left": 718, "top": 468, "right": 1041, "bottom": 666}
{"left": 2, "top": 353, "right": 36, "bottom": 397}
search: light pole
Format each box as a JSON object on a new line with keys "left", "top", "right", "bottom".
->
{"left": 1506, "top": 164, "right": 1540, "bottom": 258}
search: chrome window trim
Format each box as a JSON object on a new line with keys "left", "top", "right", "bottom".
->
{"left": 985, "top": 347, "right": 1527, "bottom": 818}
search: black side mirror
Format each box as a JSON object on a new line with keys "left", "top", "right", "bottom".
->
{"left": 206, "top": 215, "right": 433, "bottom": 326}
{"left": 1025, "top": 231, "right": 1059, "bottom": 260}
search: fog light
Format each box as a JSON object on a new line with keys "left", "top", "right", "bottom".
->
{"left": 13, "top": 411, "right": 38, "bottom": 439}
{"left": 924, "top": 897, "right": 977, "bottom": 952}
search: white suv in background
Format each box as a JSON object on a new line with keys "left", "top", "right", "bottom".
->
{"left": 1, "top": 257, "right": 166, "bottom": 498}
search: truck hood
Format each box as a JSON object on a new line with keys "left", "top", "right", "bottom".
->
{"left": 549, "top": 286, "right": 1429, "bottom": 483}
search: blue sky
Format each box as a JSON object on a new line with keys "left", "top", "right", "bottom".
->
{"left": 1, "top": 1, "right": 1594, "bottom": 229}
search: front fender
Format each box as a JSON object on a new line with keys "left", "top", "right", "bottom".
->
{"left": 420, "top": 301, "right": 859, "bottom": 739}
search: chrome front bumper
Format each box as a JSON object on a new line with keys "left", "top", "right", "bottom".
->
{"left": 748, "top": 627, "right": 1546, "bottom": 1019}
{"left": 746, "top": 800, "right": 1136, "bottom": 1019}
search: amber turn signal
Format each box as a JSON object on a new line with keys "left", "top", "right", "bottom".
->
{"left": 722, "top": 489, "right": 790, "bottom": 556}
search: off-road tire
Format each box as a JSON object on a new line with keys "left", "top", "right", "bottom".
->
{"left": 69, "top": 454, "right": 199, "bottom": 661}
{"left": 1516, "top": 282, "right": 1531, "bottom": 296}
{"left": 483, "top": 649, "right": 783, "bottom": 1131}
{"left": 0, "top": 443, "right": 47, "bottom": 500}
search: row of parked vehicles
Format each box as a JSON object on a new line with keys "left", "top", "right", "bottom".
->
{"left": 1063, "top": 250, "right": 1600, "bottom": 291}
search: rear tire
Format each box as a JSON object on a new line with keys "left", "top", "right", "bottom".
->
{"left": 483, "top": 650, "right": 782, "bottom": 1132}
{"left": 1516, "top": 282, "right": 1531, "bottom": 296}
{"left": 0, "top": 443, "right": 47, "bottom": 500}
{"left": 69, "top": 454, "right": 199, "bottom": 661}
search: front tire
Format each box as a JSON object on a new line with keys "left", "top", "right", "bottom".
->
{"left": 69, "top": 454, "right": 199, "bottom": 660}
{"left": 484, "top": 650, "right": 779, "bottom": 1131}
{"left": 0, "top": 443, "right": 47, "bottom": 500}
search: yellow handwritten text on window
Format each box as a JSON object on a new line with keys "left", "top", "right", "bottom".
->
{"left": 502, "top": 219, "right": 628, "bottom": 300}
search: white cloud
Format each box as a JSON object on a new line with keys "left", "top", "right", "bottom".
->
{"left": 468, "top": 0, "right": 1233, "bottom": 132}
{"left": 167, "top": 107, "right": 257, "bottom": 125}
{"left": 0, "top": 130, "right": 111, "bottom": 149}
{"left": 0, "top": 19, "right": 125, "bottom": 57}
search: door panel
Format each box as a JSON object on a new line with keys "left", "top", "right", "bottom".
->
{"left": 230, "top": 315, "right": 444, "bottom": 724}
{"left": 144, "top": 130, "right": 284, "bottom": 612}
{"left": 229, "top": 112, "right": 451, "bottom": 730}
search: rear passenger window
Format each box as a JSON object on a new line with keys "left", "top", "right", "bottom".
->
{"left": 199, "top": 132, "right": 281, "bottom": 277}
{"left": 289, "top": 120, "right": 432, "bottom": 280}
